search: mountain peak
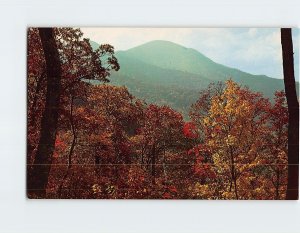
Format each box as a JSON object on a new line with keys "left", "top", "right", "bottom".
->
{"left": 119, "top": 40, "right": 216, "bottom": 76}
{"left": 127, "top": 40, "right": 188, "bottom": 51}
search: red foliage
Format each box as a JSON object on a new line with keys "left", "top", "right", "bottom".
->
{"left": 187, "top": 144, "right": 209, "bottom": 157}
{"left": 55, "top": 136, "right": 67, "bottom": 151}
{"left": 194, "top": 163, "right": 216, "bottom": 179}
{"left": 183, "top": 122, "right": 198, "bottom": 139}
{"left": 162, "top": 192, "right": 172, "bottom": 199}
{"left": 168, "top": 185, "right": 178, "bottom": 193}
{"left": 53, "top": 136, "right": 67, "bottom": 158}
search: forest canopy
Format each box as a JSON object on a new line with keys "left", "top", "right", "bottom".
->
{"left": 27, "top": 27, "right": 294, "bottom": 200}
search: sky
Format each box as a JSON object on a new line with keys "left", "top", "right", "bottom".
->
{"left": 81, "top": 28, "right": 299, "bottom": 80}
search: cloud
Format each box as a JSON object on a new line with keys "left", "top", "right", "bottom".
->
{"left": 81, "top": 27, "right": 299, "bottom": 80}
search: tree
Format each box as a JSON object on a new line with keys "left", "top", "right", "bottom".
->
{"left": 27, "top": 28, "right": 120, "bottom": 198}
{"left": 87, "top": 85, "right": 144, "bottom": 161}
{"left": 27, "top": 28, "right": 62, "bottom": 198}
{"left": 190, "top": 80, "right": 273, "bottom": 199}
{"left": 54, "top": 85, "right": 145, "bottom": 198}
{"left": 265, "top": 91, "right": 288, "bottom": 199}
{"left": 281, "top": 28, "right": 299, "bottom": 200}
{"left": 133, "top": 104, "right": 185, "bottom": 185}
{"left": 87, "top": 85, "right": 144, "bottom": 189}
{"left": 27, "top": 28, "right": 119, "bottom": 158}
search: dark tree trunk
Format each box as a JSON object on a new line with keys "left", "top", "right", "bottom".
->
{"left": 27, "top": 28, "right": 62, "bottom": 198}
{"left": 281, "top": 28, "right": 299, "bottom": 200}
{"left": 29, "top": 71, "right": 46, "bottom": 127}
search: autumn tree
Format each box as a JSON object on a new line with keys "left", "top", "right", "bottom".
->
{"left": 27, "top": 28, "right": 119, "bottom": 198}
{"left": 27, "top": 28, "right": 62, "bottom": 198}
{"left": 87, "top": 85, "right": 144, "bottom": 191}
{"left": 190, "top": 80, "right": 274, "bottom": 199}
{"left": 281, "top": 28, "right": 299, "bottom": 200}
{"left": 189, "top": 82, "right": 225, "bottom": 139}
{"left": 264, "top": 91, "right": 288, "bottom": 199}
{"left": 132, "top": 104, "right": 185, "bottom": 186}
{"left": 87, "top": 85, "right": 144, "bottom": 160}
{"left": 54, "top": 85, "right": 145, "bottom": 198}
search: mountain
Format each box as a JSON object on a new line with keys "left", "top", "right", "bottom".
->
{"left": 90, "top": 40, "right": 297, "bottom": 118}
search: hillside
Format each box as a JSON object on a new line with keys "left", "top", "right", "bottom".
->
{"left": 90, "top": 40, "right": 296, "bottom": 118}
{"left": 121, "top": 40, "right": 287, "bottom": 97}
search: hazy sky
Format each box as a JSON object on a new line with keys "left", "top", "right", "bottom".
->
{"left": 82, "top": 28, "right": 299, "bottom": 80}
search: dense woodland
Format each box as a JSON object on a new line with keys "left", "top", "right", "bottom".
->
{"left": 27, "top": 27, "right": 298, "bottom": 199}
